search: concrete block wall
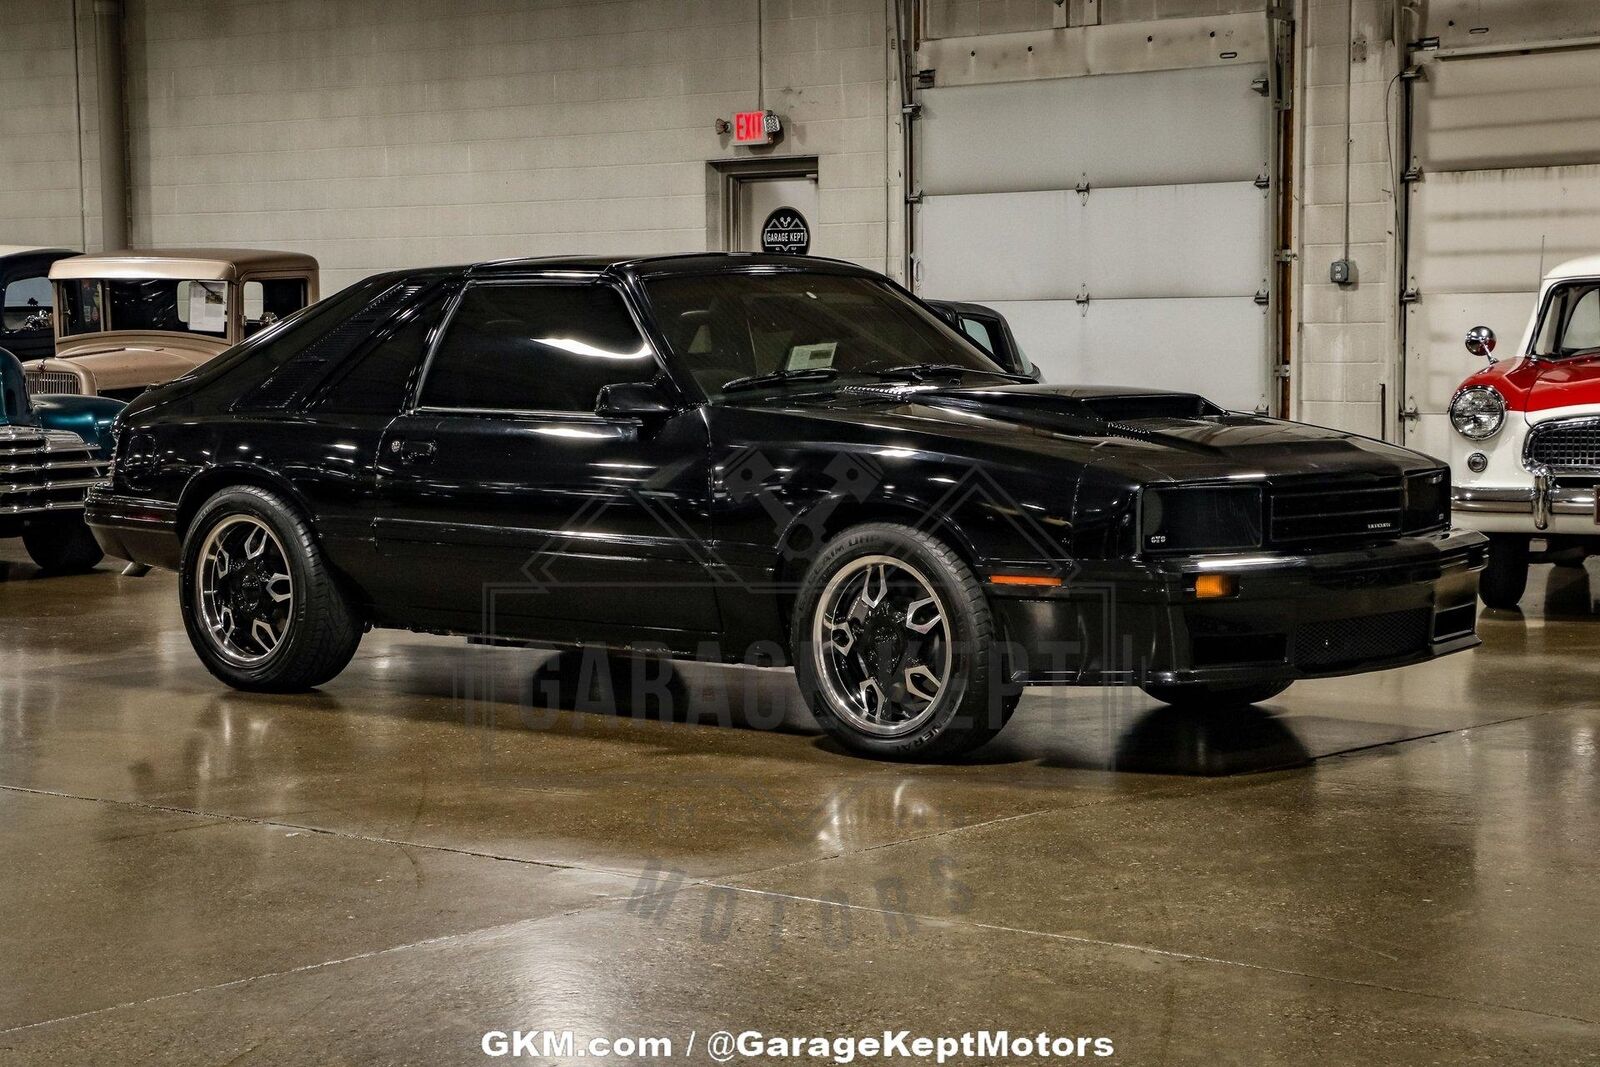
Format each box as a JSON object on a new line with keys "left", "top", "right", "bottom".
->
{"left": 111, "top": 0, "right": 901, "bottom": 294}
{"left": 1291, "top": 0, "right": 1402, "bottom": 435}
{"left": 0, "top": 0, "right": 99, "bottom": 251}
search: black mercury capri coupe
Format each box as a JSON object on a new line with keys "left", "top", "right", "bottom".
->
{"left": 87, "top": 254, "right": 1487, "bottom": 759}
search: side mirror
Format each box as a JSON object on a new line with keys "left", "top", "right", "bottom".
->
{"left": 596, "top": 381, "right": 674, "bottom": 421}
{"left": 1465, "top": 325, "right": 1497, "bottom": 360}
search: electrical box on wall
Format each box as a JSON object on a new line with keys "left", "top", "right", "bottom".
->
{"left": 1330, "top": 258, "right": 1355, "bottom": 286}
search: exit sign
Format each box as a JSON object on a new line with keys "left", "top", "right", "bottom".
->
{"left": 733, "top": 110, "right": 779, "bottom": 146}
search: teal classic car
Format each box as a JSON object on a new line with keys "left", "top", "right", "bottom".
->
{"left": 0, "top": 346, "right": 122, "bottom": 571}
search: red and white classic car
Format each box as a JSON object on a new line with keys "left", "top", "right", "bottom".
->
{"left": 1450, "top": 255, "right": 1600, "bottom": 607}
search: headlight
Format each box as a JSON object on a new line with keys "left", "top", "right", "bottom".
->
{"left": 1449, "top": 385, "right": 1506, "bottom": 440}
{"left": 1141, "top": 486, "right": 1264, "bottom": 553}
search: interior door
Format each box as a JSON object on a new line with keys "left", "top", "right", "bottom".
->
{"left": 372, "top": 279, "right": 721, "bottom": 639}
{"left": 733, "top": 175, "right": 819, "bottom": 255}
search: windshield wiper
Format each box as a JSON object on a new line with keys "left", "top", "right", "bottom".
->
{"left": 872, "top": 363, "right": 1034, "bottom": 383}
{"left": 719, "top": 368, "right": 840, "bottom": 393}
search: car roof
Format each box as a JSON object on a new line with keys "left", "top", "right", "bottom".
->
{"left": 926, "top": 299, "right": 998, "bottom": 316}
{"left": 1546, "top": 254, "right": 1600, "bottom": 281}
{"left": 0, "top": 245, "right": 77, "bottom": 260}
{"left": 50, "top": 248, "right": 318, "bottom": 282}
{"left": 465, "top": 251, "right": 875, "bottom": 279}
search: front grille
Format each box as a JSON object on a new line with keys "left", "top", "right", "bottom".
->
{"left": 1294, "top": 608, "right": 1431, "bottom": 671}
{"left": 0, "top": 427, "right": 106, "bottom": 515}
{"left": 24, "top": 370, "right": 83, "bottom": 395}
{"left": 1527, "top": 417, "right": 1600, "bottom": 473}
{"left": 1268, "top": 476, "right": 1404, "bottom": 548}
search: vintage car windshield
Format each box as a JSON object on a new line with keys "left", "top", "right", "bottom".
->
{"left": 643, "top": 271, "right": 1005, "bottom": 397}
{"left": 1532, "top": 281, "right": 1600, "bottom": 358}
{"left": 60, "top": 278, "right": 231, "bottom": 338}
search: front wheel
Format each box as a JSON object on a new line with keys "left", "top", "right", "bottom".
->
{"left": 792, "top": 522, "right": 1017, "bottom": 760}
{"left": 22, "top": 513, "right": 104, "bottom": 573}
{"left": 179, "top": 486, "right": 362, "bottom": 691}
{"left": 1479, "top": 534, "right": 1529, "bottom": 610}
{"left": 1140, "top": 680, "right": 1292, "bottom": 710}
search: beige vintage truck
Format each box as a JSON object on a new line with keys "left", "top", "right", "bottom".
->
{"left": 22, "top": 248, "right": 318, "bottom": 399}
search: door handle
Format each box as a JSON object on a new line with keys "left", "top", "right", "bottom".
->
{"left": 391, "top": 438, "right": 437, "bottom": 464}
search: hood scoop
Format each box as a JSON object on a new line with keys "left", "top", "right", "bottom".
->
{"left": 911, "top": 384, "right": 1226, "bottom": 426}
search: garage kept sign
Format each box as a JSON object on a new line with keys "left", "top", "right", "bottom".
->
{"left": 761, "top": 208, "right": 810, "bottom": 255}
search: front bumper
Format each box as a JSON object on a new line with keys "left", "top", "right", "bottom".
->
{"left": 1452, "top": 478, "right": 1600, "bottom": 536}
{"left": 84, "top": 487, "right": 182, "bottom": 568}
{"left": 993, "top": 529, "right": 1487, "bottom": 687}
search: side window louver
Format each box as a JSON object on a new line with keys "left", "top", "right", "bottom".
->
{"left": 233, "top": 282, "right": 427, "bottom": 411}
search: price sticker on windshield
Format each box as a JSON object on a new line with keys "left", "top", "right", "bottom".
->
{"left": 785, "top": 342, "right": 837, "bottom": 371}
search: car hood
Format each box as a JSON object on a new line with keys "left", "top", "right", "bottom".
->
{"left": 1525, "top": 353, "right": 1600, "bottom": 416}
{"left": 767, "top": 382, "right": 1440, "bottom": 483}
{"left": 25, "top": 344, "right": 218, "bottom": 393}
{"left": 1459, "top": 353, "right": 1600, "bottom": 417}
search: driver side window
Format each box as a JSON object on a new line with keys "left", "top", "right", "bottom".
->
{"left": 1537, "top": 283, "right": 1600, "bottom": 355}
{"left": 418, "top": 282, "right": 655, "bottom": 414}
{"left": 1564, "top": 287, "right": 1600, "bottom": 352}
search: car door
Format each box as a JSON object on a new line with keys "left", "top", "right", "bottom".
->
{"left": 373, "top": 277, "right": 721, "bottom": 639}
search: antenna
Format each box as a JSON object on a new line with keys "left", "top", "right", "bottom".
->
{"left": 1538, "top": 233, "right": 1548, "bottom": 285}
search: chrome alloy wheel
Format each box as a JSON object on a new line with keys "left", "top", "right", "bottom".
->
{"left": 812, "top": 554, "right": 953, "bottom": 738}
{"left": 194, "top": 515, "right": 294, "bottom": 667}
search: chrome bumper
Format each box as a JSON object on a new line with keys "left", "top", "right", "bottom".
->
{"left": 1452, "top": 471, "right": 1590, "bottom": 531}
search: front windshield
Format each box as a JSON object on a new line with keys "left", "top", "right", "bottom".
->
{"left": 643, "top": 271, "right": 1004, "bottom": 397}
{"left": 1532, "top": 281, "right": 1600, "bottom": 358}
{"left": 60, "top": 278, "right": 231, "bottom": 338}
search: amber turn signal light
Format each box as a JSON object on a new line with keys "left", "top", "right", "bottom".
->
{"left": 1193, "top": 574, "right": 1236, "bottom": 599}
{"left": 988, "top": 574, "right": 1063, "bottom": 588}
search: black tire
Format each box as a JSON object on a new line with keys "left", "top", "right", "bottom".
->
{"left": 1479, "top": 534, "right": 1529, "bottom": 610}
{"left": 792, "top": 522, "right": 1017, "bottom": 760}
{"left": 22, "top": 513, "right": 104, "bottom": 573}
{"left": 1140, "top": 680, "right": 1292, "bottom": 710}
{"left": 179, "top": 485, "right": 362, "bottom": 691}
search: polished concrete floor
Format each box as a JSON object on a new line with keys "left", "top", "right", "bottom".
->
{"left": 1, "top": 546, "right": 1597, "bottom": 1065}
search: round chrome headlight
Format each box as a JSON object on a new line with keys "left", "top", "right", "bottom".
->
{"left": 1449, "top": 385, "right": 1506, "bottom": 440}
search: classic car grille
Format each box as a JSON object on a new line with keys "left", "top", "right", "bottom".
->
{"left": 0, "top": 427, "right": 107, "bottom": 515}
{"left": 1526, "top": 418, "right": 1600, "bottom": 473}
{"left": 1294, "top": 608, "right": 1431, "bottom": 671}
{"left": 1267, "top": 477, "right": 1404, "bottom": 548}
{"left": 23, "top": 370, "right": 83, "bottom": 395}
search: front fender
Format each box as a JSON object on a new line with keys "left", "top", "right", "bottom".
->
{"left": 32, "top": 395, "right": 126, "bottom": 453}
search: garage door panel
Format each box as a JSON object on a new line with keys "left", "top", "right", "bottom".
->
{"left": 917, "top": 191, "right": 1078, "bottom": 300}
{"left": 920, "top": 181, "right": 1268, "bottom": 302}
{"left": 1083, "top": 182, "right": 1269, "bottom": 299}
{"left": 920, "top": 63, "right": 1269, "bottom": 196}
{"left": 1414, "top": 49, "right": 1600, "bottom": 172}
{"left": 1409, "top": 165, "right": 1600, "bottom": 294}
{"left": 989, "top": 297, "right": 1267, "bottom": 410}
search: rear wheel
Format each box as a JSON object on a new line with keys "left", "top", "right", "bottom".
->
{"left": 792, "top": 522, "right": 1017, "bottom": 760}
{"left": 1140, "top": 680, "right": 1292, "bottom": 710}
{"left": 180, "top": 486, "right": 362, "bottom": 691}
{"left": 1479, "top": 534, "right": 1529, "bottom": 610}
{"left": 22, "top": 513, "right": 104, "bottom": 573}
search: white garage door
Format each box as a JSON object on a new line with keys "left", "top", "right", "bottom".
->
{"left": 1403, "top": 44, "right": 1600, "bottom": 459}
{"left": 915, "top": 63, "right": 1274, "bottom": 411}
